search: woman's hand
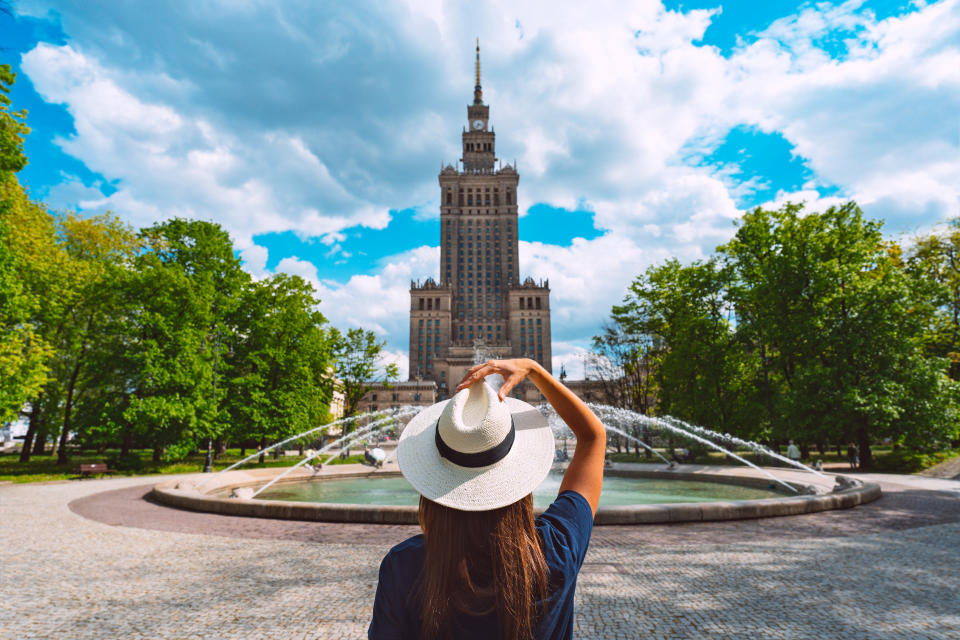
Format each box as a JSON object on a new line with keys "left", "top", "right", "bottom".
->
{"left": 456, "top": 358, "right": 541, "bottom": 401}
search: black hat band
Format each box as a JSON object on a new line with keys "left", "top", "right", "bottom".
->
{"left": 434, "top": 417, "right": 516, "bottom": 468}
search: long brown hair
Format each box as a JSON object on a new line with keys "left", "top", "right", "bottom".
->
{"left": 417, "top": 494, "right": 550, "bottom": 640}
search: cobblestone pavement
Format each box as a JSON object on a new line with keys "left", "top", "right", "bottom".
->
{"left": 2, "top": 475, "right": 959, "bottom": 640}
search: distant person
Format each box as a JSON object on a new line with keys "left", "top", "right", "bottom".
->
{"left": 786, "top": 440, "right": 801, "bottom": 465}
{"left": 369, "top": 358, "right": 605, "bottom": 640}
{"left": 814, "top": 459, "right": 824, "bottom": 472}
{"left": 847, "top": 443, "right": 859, "bottom": 470}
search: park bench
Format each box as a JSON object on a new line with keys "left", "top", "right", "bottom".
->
{"left": 77, "top": 463, "right": 114, "bottom": 478}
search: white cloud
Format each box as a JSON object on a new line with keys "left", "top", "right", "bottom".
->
{"left": 729, "top": 0, "right": 960, "bottom": 228}
{"left": 21, "top": 43, "right": 393, "bottom": 248}
{"left": 267, "top": 246, "right": 437, "bottom": 362}
{"left": 550, "top": 341, "right": 592, "bottom": 381}
{"left": 15, "top": 0, "right": 960, "bottom": 372}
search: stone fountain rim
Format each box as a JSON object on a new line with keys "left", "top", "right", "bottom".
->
{"left": 150, "top": 462, "right": 881, "bottom": 525}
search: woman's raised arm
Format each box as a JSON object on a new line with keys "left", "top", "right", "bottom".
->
{"left": 456, "top": 358, "right": 606, "bottom": 514}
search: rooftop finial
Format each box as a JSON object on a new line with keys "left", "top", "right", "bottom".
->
{"left": 473, "top": 38, "right": 483, "bottom": 105}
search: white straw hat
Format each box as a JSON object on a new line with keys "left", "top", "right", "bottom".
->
{"left": 397, "top": 380, "right": 555, "bottom": 511}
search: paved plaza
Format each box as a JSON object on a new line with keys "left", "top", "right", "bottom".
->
{"left": 1, "top": 473, "right": 959, "bottom": 639}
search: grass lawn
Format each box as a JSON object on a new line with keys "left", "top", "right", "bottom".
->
{"left": 606, "top": 445, "right": 960, "bottom": 473}
{"left": 0, "top": 447, "right": 341, "bottom": 484}
{"left": 3, "top": 443, "right": 956, "bottom": 483}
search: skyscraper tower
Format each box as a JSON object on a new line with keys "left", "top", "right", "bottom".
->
{"left": 409, "top": 41, "right": 552, "bottom": 398}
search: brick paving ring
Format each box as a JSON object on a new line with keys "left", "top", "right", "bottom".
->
{"left": 147, "top": 463, "right": 881, "bottom": 525}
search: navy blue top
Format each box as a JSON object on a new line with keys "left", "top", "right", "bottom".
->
{"left": 368, "top": 490, "right": 594, "bottom": 640}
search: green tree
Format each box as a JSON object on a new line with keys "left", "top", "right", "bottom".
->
{"left": 114, "top": 219, "right": 248, "bottom": 461}
{"left": 720, "top": 202, "right": 957, "bottom": 466}
{"left": 615, "top": 259, "right": 758, "bottom": 438}
{"left": 0, "top": 64, "right": 52, "bottom": 427}
{"left": 332, "top": 327, "right": 399, "bottom": 419}
{"left": 906, "top": 219, "right": 960, "bottom": 379}
{"left": 224, "top": 274, "right": 336, "bottom": 459}
{"left": 44, "top": 213, "right": 140, "bottom": 464}
{"left": 0, "top": 64, "right": 27, "bottom": 174}
{"left": 610, "top": 201, "right": 956, "bottom": 467}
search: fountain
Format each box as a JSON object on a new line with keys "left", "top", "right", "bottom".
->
{"left": 153, "top": 396, "right": 880, "bottom": 524}
{"left": 153, "top": 343, "right": 880, "bottom": 524}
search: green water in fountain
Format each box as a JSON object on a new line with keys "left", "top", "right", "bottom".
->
{"left": 254, "top": 473, "right": 783, "bottom": 507}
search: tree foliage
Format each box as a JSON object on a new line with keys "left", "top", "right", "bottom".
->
{"left": 0, "top": 69, "right": 403, "bottom": 467}
{"left": 225, "top": 273, "right": 335, "bottom": 450}
{"left": 602, "top": 202, "right": 958, "bottom": 467}
{"left": 0, "top": 65, "right": 53, "bottom": 425}
{"left": 332, "top": 327, "right": 399, "bottom": 418}
{"left": 905, "top": 219, "right": 960, "bottom": 379}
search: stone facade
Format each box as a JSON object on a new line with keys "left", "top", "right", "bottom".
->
{"left": 359, "top": 381, "right": 437, "bottom": 415}
{"left": 409, "top": 44, "right": 551, "bottom": 399}
{"left": 509, "top": 378, "right": 612, "bottom": 407}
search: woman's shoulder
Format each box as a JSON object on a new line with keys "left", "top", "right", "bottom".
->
{"left": 538, "top": 490, "right": 593, "bottom": 526}
{"left": 382, "top": 534, "right": 426, "bottom": 572}
{"left": 536, "top": 492, "right": 594, "bottom": 551}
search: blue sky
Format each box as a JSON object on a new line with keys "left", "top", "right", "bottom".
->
{"left": 3, "top": 0, "right": 958, "bottom": 377}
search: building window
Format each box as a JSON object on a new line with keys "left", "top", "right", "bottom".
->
{"left": 419, "top": 299, "right": 424, "bottom": 310}
{"left": 536, "top": 297, "right": 542, "bottom": 309}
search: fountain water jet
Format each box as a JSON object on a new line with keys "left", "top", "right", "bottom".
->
{"left": 200, "top": 407, "right": 417, "bottom": 490}
{"left": 596, "top": 424, "right": 673, "bottom": 466}
{"left": 662, "top": 415, "right": 828, "bottom": 477}
{"left": 249, "top": 414, "right": 406, "bottom": 499}
{"left": 155, "top": 396, "right": 883, "bottom": 523}
{"left": 587, "top": 405, "right": 799, "bottom": 493}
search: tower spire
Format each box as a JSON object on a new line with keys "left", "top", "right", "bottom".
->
{"left": 473, "top": 38, "right": 483, "bottom": 105}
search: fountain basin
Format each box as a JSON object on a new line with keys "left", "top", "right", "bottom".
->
{"left": 151, "top": 462, "right": 881, "bottom": 525}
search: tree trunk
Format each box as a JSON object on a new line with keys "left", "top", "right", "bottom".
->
{"left": 152, "top": 445, "right": 163, "bottom": 463}
{"left": 799, "top": 444, "right": 810, "bottom": 460}
{"left": 19, "top": 399, "right": 42, "bottom": 462}
{"left": 57, "top": 351, "right": 85, "bottom": 465}
{"left": 816, "top": 442, "right": 826, "bottom": 455}
{"left": 32, "top": 426, "right": 47, "bottom": 455}
{"left": 121, "top": 426, "right": 133, "bottom": 456}
{"left": 758, "top": 339, "right": 777, "bottom": 433}
{"left": 258, "top": 437, "right": 266, "bottom": 464}
{"left": 240, "top": 443, "right": 246, "bottom": 457}
{"left": 856, "top": 420, "right": 872, "bottom": 470}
